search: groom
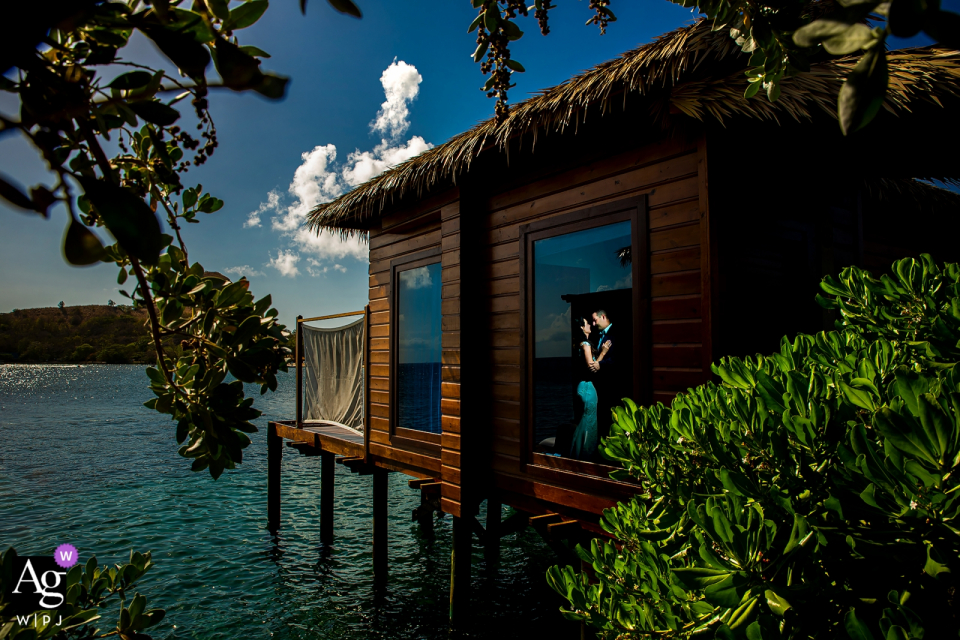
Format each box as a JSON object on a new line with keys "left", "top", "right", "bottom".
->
{"left": 588, "top": 309, "right": 617, "bottom": 439}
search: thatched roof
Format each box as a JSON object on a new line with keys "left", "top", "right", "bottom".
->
{"left": 307, "top": 19, "right": 960, "bottom": 233}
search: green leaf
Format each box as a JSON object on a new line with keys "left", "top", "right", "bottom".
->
{"left": 824, "top": 23, "right": 876, "bottom": 55}
{"left": 924, "top": 542, "right": 951, "bottom": 578}
{"left": 765, "top": 589, "right": 792, "bottom": 617}
{"left": 130, "top": 100, "right": 181, "bottom": 126}
{"left": 838, "top": 46, "right": 888, "bottom": 135}
{"left": 874, "top": 407, "right": 939, "bottom": 466}
{"left": 672, "top": 567, "right": 732, "bottom": 590}
{"left": 326, "top": 0, "right": 362, "bottom": 18}
{"left": 703, "top": 573, "right": 750, "bottom": 608}
{"left": 63, "top": 216, "right": 107, "bottom": 266}
{"left": 840, "top": 379, "right": 876, "bottom": 411}
{"left": 78, "top": 178, "right": 164, "bottom": 265}
{"left": 253, "top": 73, "right": 289, "bottom": 100}
{"left": 140, "top": 25, "right": 211, "bottom": 79}
{"left": 0, "top": 174, "right": 39, "bottom": 212}
{"left": 215, "top": 38, "right": 263, "bottom": 89}
{"left": 239, "top": 45, "right": 271, "bottom": 58}
{"left": 845, "top": 608, "right": 878, "bottom": 640}
{"left": 505, "top": 59, "right": 525, "bottom": 72}
{"left": 109, "top": 71, "right": 153, "bottom": 90}
{"left": 473, "top": 41, "right": 489, "bottom": 62}
{"left": 224, "top": 0, "right": 269, "bottom": 31}
{"left": 204, "top": 0, "right": 231, "bottom": 21}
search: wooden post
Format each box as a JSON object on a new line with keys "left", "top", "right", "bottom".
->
{"left": 449, "top": 515, "right": 472, "bottom": 622}
{"left": 296, "top": 315, "right": 303, "bottom": 427}
{"left": 267, "top": 422, "right": 281, "bottom": 531}
{"left": 373, "top": 467, "right": 388, "bottom": 582}
{"left": 321, "top": 451, "right": 335, "bottom": 544}
{"left": 485, "top": 497, "right": 501, "bottom": 561}
{"left": 363, "top": 305, "right": 371, "bottom": 463}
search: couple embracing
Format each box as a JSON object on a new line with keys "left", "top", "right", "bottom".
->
{"left": 569, "top": 309, "right": 616, "bottom": 461}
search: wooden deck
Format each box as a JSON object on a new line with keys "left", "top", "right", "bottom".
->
{"left": 270, "top": 420, "right": 364, "bottom": 458}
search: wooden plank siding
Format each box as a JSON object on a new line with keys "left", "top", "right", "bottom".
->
{"left": 439, "top": 202, "right": 465, "bottom": 517}
{"left": 363, "top": 191, "right": 455, "bottom": 484}
{"left": 477, "top": 133, "right": 712, "bottom": 515}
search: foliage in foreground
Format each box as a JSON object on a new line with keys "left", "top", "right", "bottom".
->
{"left": 548, "top": 255, "right": 960, "bottom": 639}
{"left": 469, "top": 0, "right": 960, "bottom": 133}
{"left": 0, "top": 548, "right": 163, "bottom": 640}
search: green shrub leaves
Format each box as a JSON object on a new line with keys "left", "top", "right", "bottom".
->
{"left": 551, "top": 256, "right": 960, "bottom": 639}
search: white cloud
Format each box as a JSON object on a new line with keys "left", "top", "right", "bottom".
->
{"left": 268, "top": 250, "right": 301, "bottom": 278}
{"left": 400, "top": 265, "right": 433, "bottom": 290}
{"left": 223, "top": 265, "right": 265, "bottom": 278}
{"left": 305, "top": 259, "right": 348, "bottom": 277}
{"left": 244, "top": 190, "right": 279, "bottom": 228}
{"left": 371, "top": 59, "right": 423, "bottom": 139}
{"left": 250, "top": 60, "right": 433, "bottom": 272}
{"left": 342, "top": 136, "right": 433, "bottom": 187}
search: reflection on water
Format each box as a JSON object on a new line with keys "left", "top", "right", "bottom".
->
{"left": 0, "top": 365, "right": 575, "bottom": 639}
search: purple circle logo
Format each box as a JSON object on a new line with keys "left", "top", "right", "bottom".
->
{"left": 54, "top": 543, "right": 79, "bottom": 569}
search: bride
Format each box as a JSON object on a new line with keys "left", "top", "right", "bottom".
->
{"left": 569, "top": 317, "right": 610, "bottom": 461}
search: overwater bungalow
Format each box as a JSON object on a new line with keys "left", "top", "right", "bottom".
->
{"left": 267, "top": 19, "right": 960, "bottom": 618}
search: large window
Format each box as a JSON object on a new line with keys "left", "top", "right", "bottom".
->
{"left": 523, "top": 197, "right": 646, "bottom": 469}
{"left": 395, "top": 261, "right": 442, "bottom": 434}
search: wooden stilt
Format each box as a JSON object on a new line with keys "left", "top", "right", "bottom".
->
{"left": 267, "top": 422, "right": 281, "bottom": 531}
{"left": 449, "top": 515, "right": 472, "bottom": 622}
{"left": 485, "top": 498, "right": 501, "bottom": 560}
{"left": 321, "top": 451, "right": 335, "bottom": 544}
{"left": 373, "top": 467, "right": 388, "bottom": 582}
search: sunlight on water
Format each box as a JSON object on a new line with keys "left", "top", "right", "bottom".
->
{"left": 0, "top": 365, "right": 575, "bottom": 639}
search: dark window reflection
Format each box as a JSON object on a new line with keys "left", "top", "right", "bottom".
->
{"left": 397, "top": 262, "right": 442, "bottom": 434}
{"left": 533, "top": 221, "right": 633, "bottom": 461}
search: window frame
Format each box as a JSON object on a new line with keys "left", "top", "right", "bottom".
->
{"left": 518, "top": 195, "right": 650, "bottom": 483}
{"left": 389, "top": 247, "right": 443, "bottom": 453}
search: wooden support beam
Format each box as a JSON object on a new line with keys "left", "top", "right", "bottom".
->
{"left": 449, "top": 515, "right": 472, "bottom": 622}
{"left": 419, "top": 481, "right": 442, "bottom": 496}
{"left": 267, "top": 423, "right": 281, "bottom": 532}
{"left": 408, "top": 477, "right": 438, "bottom": 489}
{"left": 338, "top": 456, "right": 373, "bottom": 475}
{"left": 373, "top": 467, "right": 388, "bottom": 583}
{"left": 485, "top": 498, "right": 501, "bottom": 559}
{"left": 528, "top": 513, "right": 563, "bottom": 529}
{"left": 285, "top": 441, "right": 321, "bottom": 456}
{"left": 547, "top": 520, "right": 583, "bottom": 540}
{"left": 320, "top": 451, "right": 334, "bottom": 545}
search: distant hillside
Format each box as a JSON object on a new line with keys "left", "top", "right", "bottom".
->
{"left": 0, "top": 304, "right": 154, "bottom": 363}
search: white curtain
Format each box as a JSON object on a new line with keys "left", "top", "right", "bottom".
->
{"left": 302, "top": 318, "right": 364, "bottom": 432}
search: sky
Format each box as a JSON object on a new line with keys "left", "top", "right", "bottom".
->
{"left": 0, "top": 0, "right": 947, "bottom": 327}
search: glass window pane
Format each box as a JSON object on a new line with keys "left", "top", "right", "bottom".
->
{"left": 533, "top": 221, "right": 633, "bottom": 462}
{"left": 397, "top": 262, "right": 442, "bottom": 433}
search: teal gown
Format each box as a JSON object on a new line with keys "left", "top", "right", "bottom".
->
{"left": 569, "top": 343, "right": 599, "bottom": 460}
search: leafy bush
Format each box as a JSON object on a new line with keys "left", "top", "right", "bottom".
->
{"left": 69, "top": 344, "right": 96, "bottom": 362}
{"left": 548, "top": 255, "right": 960, "bottom": 639}
{"left": 96, "top": 345, "right": 134, "bottom": 364}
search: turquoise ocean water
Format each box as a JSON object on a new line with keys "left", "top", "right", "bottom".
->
{"left": 0, "top": 365, "right": 576, "bottom": 639}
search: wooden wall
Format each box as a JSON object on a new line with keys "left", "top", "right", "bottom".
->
{"left": 364, "top": 189, "right": 458, "bottom": 480}
{"left": 475, "top": 133, "right": 714, "bottom": 516}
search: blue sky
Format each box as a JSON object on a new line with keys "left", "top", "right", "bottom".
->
{"left": 0, "top": 0, "right": 945, "bottom": 327}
